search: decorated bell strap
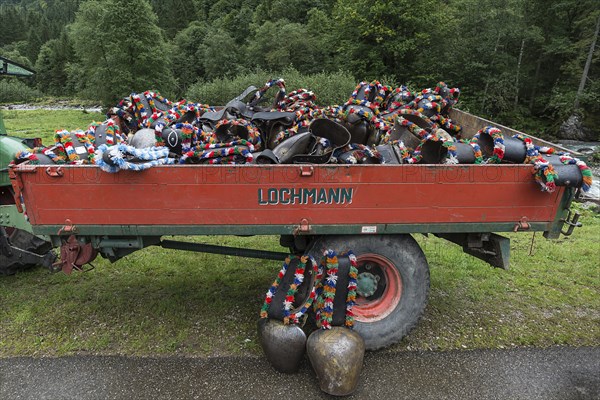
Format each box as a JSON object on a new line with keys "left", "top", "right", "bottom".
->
{"left": 94, "top": 143, "right": 174, "bottom": 173}
{"left": 289, "top": 119, "right": 352, "bottom": 164}
{"left": 107, "top": 98, "right": 137, "bottom": 134}
{"left": 260, "top": 255, "right": 321, "bottom": 325}
{"left": 556, "top": 154, "right": 593, "bottom": 192}
{"left": 343, "top": 105, "right": 391, "bottom": 133}
{"left": 180, "top": 146, "right": 253, "bottom": 165}
{"left": 143, "top": 90, "right": 172, "bottom": 114}
{"left": 538, "top": 153, "right": 593, "bottom": 192}
{"left": 382, "top": 85, "right": 414, "bottom": 112}
{"left": 130, "top": 91, "right": 173, "bottom": 128}
{"left": 402, "top": 131, "right": 458, "bottom": 164}
{"left": 87, "top": 119, "right": 127, "bottom": 147}
{"left": 395, "top": 109, "right": 437, "bottom": 129}
{"left": 214, "top": 118, "right": 262, "bottom": 147}
{"left": 335, "top": 143, "right": 383, "bottom": 164}
{"left": 166, "top": 101, "right": 216, "bottom": 125}
{"left": 416, "top": 95, "right": 445, "bottom": 117}
{"left": 281, "top": 89, "right": 317, "bottom": 112}
{"left": 130, "top": 92, "right": 152, "bottom": 127}
{"left": 512, "top": 133, "right": 542, "bottom": 164}
{"left": 172, "top": 122, "right": 198, "bottom": 152}
{"left": 347, "top": 80, "right": 389, "bottom": 109}
{"left": 430, "top": 113, "right": 462, "bottom": 137}
{"left": 507, "top": 136, "right": 556, "bottom": 192}
{"left": 155, "top": 121, "right": 197, "bottom": 152}
{"left": 531, "top": 156, "right": 558, "bottom": 193}
{"left": 474, "top": 126, "right": 505, "bottom": 164}
{"left": 381, "top": 114, "right": 430, "bottom": 148}
{"left": 54, "top": 129, "right": 95, "bottom": 164}
{"left": 249, "top": 78, "right": 287, "bottom": 109}
{"left": 451, "top": 139, "right": 484, "bottom": 164}
{"left": 179, "top": 140, "right": 255, "bottom": 164}
{"left": 13, "top": 147, "right": 62, "bottom": 165}
{"left": 314, "top": 250, "right": 359, "bottom": 330}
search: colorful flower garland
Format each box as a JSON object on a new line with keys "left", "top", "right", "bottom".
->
{"left": 259, "top": 255, "right": 321, "bottom": 325}
{"left": 314, "top": 249, "right": 359, "bottom": 330}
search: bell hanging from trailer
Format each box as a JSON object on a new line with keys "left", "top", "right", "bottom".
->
{"left": 306, "top": 251, "right": 365, "bottom": 396}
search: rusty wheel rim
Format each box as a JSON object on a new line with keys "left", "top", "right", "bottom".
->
{"left": 354, "top": 254, "right": 403, "bottom": 322}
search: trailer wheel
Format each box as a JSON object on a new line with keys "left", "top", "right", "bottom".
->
{"left": 307, "top": 234, "right": 429, "bottom": 350}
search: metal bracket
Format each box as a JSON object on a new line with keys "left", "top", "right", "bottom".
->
{"left": 45, "top": 166, "right": 63, "bottom": 177}
{"left": 58, "top": 219, "right": 77, "bottom": 235}
{"left": 299, "top": 166, "right": 314, "bottom": 177}
{"left": 294, "top": 218, "right": 312, "bottom": 234}
{"left": 560, "top": 210, "right": 582, "bottom": 236}
{"left": 7, "top": 167, "right": 24, "bottom": 213}
{"left": 513, "top": 216, "right": 530, "bottom": 232}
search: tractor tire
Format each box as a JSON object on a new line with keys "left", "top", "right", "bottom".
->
{"left": 307, "top": 234, "right": 429, "bottom": 351}
{"left": 0, "top": 228, "right": 53, "bottom": 276}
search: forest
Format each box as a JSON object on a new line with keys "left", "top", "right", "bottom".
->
{"left": 0, "top": 0, "right": 598, "bottom": 140}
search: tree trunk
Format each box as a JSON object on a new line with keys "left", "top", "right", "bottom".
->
{"left": 515, "top": 38, "right": 525, "bottom": 107}
{"left": 528, "top": 58, "right": 542, "bottom": 112}
{"left": 574, "top": 13, "right": 600, "bottom": 110}
{"left": 483, "top": 31, "right": 502, "bottom": 108}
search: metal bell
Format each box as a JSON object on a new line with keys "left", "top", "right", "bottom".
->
{"left": 257, "top": 318, "right": 307, "bottom": 373}
{"left": 129, "top": 128, "right": 156, "bottom": 149}
{"left": 306, "top": 327, "right": 365, "bottom": 396}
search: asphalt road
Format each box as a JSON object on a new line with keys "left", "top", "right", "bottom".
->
{"left": 0, "top": 347, "right": 598, "bottom": 399}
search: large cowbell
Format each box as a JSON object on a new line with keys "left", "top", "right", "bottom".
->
{"left": 306, "top": 254, "right": 365, "bottom": 396}
{"left": 257, "top": 318, "right": 307, "bottom": 373}
{"left": 307, "top": 327, "right": 365, "bottom": 396}
{"left": 161, "top": 127, "right": 184, "bottom": 154}
{"left": 257, "top": 257, "right": 317, "bottom": 373}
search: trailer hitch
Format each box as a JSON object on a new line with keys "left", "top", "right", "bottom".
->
{"left": 560, "top": 210, "right": 582, "bottom": 236}
{"left": 52, "top": 235, "right": 98, "bottom": 274}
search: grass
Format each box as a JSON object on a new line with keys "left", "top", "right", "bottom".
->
{"left": 1, "top": 109, "right": 104, "bottom": 145}
{"left": 0, "top": 206, "right": 597, "bottom": 357}
{"left": 0, "top": 109, "right": 598, "bottom": 357}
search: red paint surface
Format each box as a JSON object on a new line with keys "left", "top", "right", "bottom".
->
{"left": 14, "top": 164, "right": 563, "bottom": 227}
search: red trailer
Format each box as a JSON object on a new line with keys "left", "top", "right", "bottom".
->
{"left": 4, "top": 109, "right": 585, "bottom": 350}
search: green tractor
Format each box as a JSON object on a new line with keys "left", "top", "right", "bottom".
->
{"left": 0, "top": 56, "right": 55, "bottom": 275}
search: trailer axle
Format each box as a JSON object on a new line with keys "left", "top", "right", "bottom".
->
{"left": 159, "top": 239, "right": 289, "bottom": 261}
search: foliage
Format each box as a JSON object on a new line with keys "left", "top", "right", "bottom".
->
{"left": 0, "top": 0, "right": 598, "bottom": 138}
{"left": 68, "top": 0, "right": 175, "bottom": 106}
{"left": 34, "top": 33, "right": 73, "bottom": 96}
{"left": 185, "top": 68, "right": 356, "bottom": 106}
{"left": 0, "top": 78, "right": 42, "bottom": 103}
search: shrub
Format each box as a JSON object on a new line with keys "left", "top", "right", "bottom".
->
{"left": 0, "top": 79, "right": 43, "bottom": 104}
{"left": 185, "top": 68, "right": 357, "bottom": 107}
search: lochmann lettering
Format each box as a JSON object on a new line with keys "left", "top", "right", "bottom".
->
{"left": 258, "top": 187, "right": 353, "bottom": 205}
